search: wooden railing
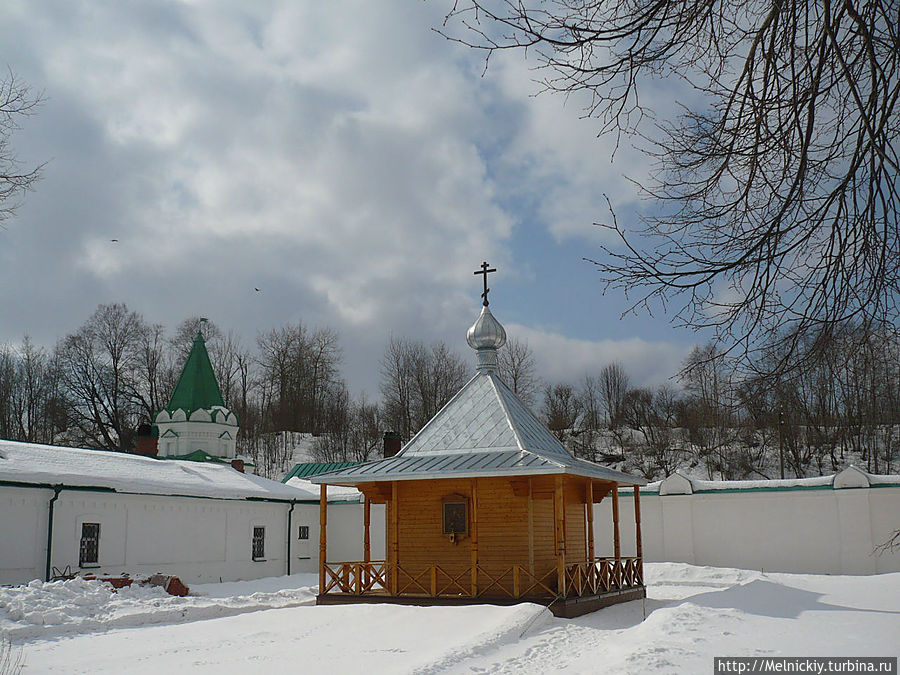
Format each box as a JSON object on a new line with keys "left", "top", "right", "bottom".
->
{"left": 322, "top": 557, "right": 641, "bottom": 600}
{"left": 564, "top": 557, "right": 643, "bottom": 598}
{"left": 322, "top": 560, "right": 389, "bottom": 595}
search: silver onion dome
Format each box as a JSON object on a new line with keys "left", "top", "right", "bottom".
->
{"left": 467, "top": 305, "right": 507, "bottom": 373}
{"left": 467, "top": 305, "right": 507, "bottom": 350}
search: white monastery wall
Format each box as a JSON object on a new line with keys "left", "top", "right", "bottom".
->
{"left": 0, "top": 485, "right": 386, "bottom": 586}
{"left": 593, "top": 472, "right": 900, "bottom": 575}
{"left": 290, "top": 503, "right": 387, "bottom": 575}
{"left": 0, "top": 486, "right": 49, "bottom": 586}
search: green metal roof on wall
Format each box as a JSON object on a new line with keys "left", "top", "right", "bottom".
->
{"left": 164, "top": 331, "right": 225, "bottom": 415}
{"left": 282, "top": 461, "right": 364, "bottom": 483}
{"left": 166, "top": 449, "right": 230, "bottom": 464}
{"left": 165, "top": 449, "right": 255, "bottom": 467}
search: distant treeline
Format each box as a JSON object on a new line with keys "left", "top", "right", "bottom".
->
{"left": 1, "top": 303, "right": 898, "bottom": 480}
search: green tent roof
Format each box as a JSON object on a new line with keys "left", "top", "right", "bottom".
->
{"left": 165, "top": 331, "right": 225, "bottom": 416}
{"left": 282, "top": 461, "right": 364, "bottom": 483}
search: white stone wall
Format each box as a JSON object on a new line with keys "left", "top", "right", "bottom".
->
{"left": 290, "top": 503, "right": 387, "bottom": 574}
{"left": 592, "top": 476, "right": 900, "bottom": 575}
{"left": 0, "top": 485, "right": 386, "bottom": 586}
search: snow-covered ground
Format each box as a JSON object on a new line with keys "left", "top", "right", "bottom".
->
{"left": 5, "top": 564, "right": 898, "bottom": 674}
{"left": 0, "top": 574, "right": 318, "bottom": 642}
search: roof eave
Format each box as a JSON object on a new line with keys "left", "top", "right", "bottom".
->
{"left": 310, "top": 464, "right": 645, "bottom": 486}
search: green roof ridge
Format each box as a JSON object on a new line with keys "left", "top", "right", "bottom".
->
{"left": 165, "top": 331, "right": 225, "bottom": 415}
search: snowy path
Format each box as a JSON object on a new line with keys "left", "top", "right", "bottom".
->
{"left": 439, "top": 565, "right": 900, "bottom": 674}
{"left": 10, "top": 564, "right": 900, "bottom": 674}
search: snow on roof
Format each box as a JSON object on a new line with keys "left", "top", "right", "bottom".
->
{"left": 868, "top": 472, "right": 900, "bottom": 485}
{"left": 0, "top": 440, "right": 312, "bottom": 502}
{"left": 620, "top": 467, "right": 900, "bottom": 494}
{"left": 689, "top": 475, "right": 836, "bottom": 491}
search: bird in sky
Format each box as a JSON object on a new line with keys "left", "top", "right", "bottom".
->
{"left": 110, "top": 239, "right": 119, "bottom": 243}
{"left": 254, "top": 287, "right": 261, "bottom": 292}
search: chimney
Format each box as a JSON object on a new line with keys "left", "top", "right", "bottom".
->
{"left": 383, "top": 431, "right": 402, "bottom": 458}
{"left": 135, "top": 423, "right": 159, "bottom": 457}
{"left": 231, "top": 459, "right": 245, "bottom": 473}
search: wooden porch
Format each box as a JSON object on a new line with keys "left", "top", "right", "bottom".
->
{"left": 316, "top": 556, "right": 644, "bottom": 617}
{"left": 316, "top": 476, "right": 645, "bottom": 618}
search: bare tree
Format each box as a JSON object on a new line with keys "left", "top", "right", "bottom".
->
{"left": 348, "top": 394, "right": 383, "bottom": 462}
{"left": 573, "top": 374, "right": 603, "bottom": 461}
{"left": 599, "top": 362, "right": 629, "bottom": 429}
{"left": 0, "top": 343, "right": 16, "bottom": 438}
{"left": 11, "top": 336, "right": 63, "bottom": 443}
{"left": 256, "top": 322, "right": 342, "bottom": 434}
{"left": 379, "top": 336, "right": 418, "bottom": 440}
{"left": 0, "top": 71, "right": 43, "bottom": 228}
{"left": 681, "top": 343, "right": 742, "bottom": 479}
{"left": 312, "top": 384, "right": 352, "bottom": 462}
{"left": 622, "top": 385, "right": 683, "bottom": 480}
{"left": 497, "top": 336, "right": 539, "bottom": 407}
{"left": 542, "top": 383, "right": 582, "bottom": 445}
{"left": 313, "top": 390, "right": 384, "bottom": 463}
{"left": 57, "top": 304, "right": 149, "bottom": 451}
{"left": 443, "top": 1, "right": 900, "bottom": 374}
{"left": 413, "top": 342, "right": 467, "bottom": 426}
{"left": 380, "top": 337, "right": 467, "bottom": 440}
{"left": 133, "top": 323, "right": 169, "bottom": 421}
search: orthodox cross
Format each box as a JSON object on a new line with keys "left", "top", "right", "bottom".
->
{"left": 474, "top": 261, "right": 497, "bottom": 306}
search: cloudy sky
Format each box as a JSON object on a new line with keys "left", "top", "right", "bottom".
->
{"left": 0, "top": 0, "right": 699, "bottom": 397}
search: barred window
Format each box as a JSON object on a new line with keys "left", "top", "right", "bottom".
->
{"left": 298, "top": 525, "right": 309, "bottom": 540}
{"left": 79, "top": 523, "right": 100, "bottom": 566}
{"left": 252, "top": 526, "right": 265, "bottom": 560}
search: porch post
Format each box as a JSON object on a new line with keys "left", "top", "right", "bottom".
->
{"left": 527, "top": 479, "right": 535, "bottom": 577}
{"left": 364, "top": 495, "right": 371, "bottom": 564}
{"left": 586, "top": 479, "right": 595, "bottom": 561}
{"left": 554, "top": 475, "right": 566, "bottom": 597}
{"left": 391, "top": 481, "right": 399, "bottom": 594}
{"left": 471, "top": 478, "right": 478, "bottom": 596}
{"left": 634, "top": 485, "right": 643, "bottom": 581}
{"left": 319, "top": 484, "right": 327, "bottom": 594}
{"left": 612, "top": 483, "right": 621, "bottom": 560}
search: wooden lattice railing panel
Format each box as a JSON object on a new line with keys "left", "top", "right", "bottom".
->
{"left": 322, "top": 558, "right": 642, "bottom": 600}
{"left": 322, "top": 561, "right": 388, "bottom": 594}
{"left": 564, "top": 557, "right": 643, "bottom": 598}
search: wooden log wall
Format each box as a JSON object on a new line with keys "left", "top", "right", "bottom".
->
{"left": 341, "top": 474, "right": 626, "bottom": 599}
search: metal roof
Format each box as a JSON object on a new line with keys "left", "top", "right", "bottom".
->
{"left": 311, "top": 372, "right": 645, "bottom": 486}
{"left": 282, "top": 461, "right": 364, "bottom": 482}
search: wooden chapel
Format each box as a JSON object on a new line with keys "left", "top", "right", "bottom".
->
{"left": 311, "top": 265, "right": 646, "bottom": 617}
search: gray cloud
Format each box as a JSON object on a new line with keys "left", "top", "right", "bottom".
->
{"left": 0, "top": 0, "right": 693, "bottom": 397}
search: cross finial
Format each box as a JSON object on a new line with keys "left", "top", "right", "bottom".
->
{"left": 473, "top": 261, "right": 497, "bottom": 306}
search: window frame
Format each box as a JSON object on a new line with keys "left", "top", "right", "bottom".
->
{"left": 79, "top": 522, "right": 101, "bottom": 568}
{"left": 297, "top": 525, "right": 310, "bottom": 540}
{"left": 252, "top": 525, "right": 266, "bottom": 561}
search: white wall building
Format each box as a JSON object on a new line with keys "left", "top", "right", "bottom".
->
{"left": 593, "top": 467, "right": 900, "bottom": 575}
{"left": 0, "top": 441, "right": 378, "bottom": 586}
